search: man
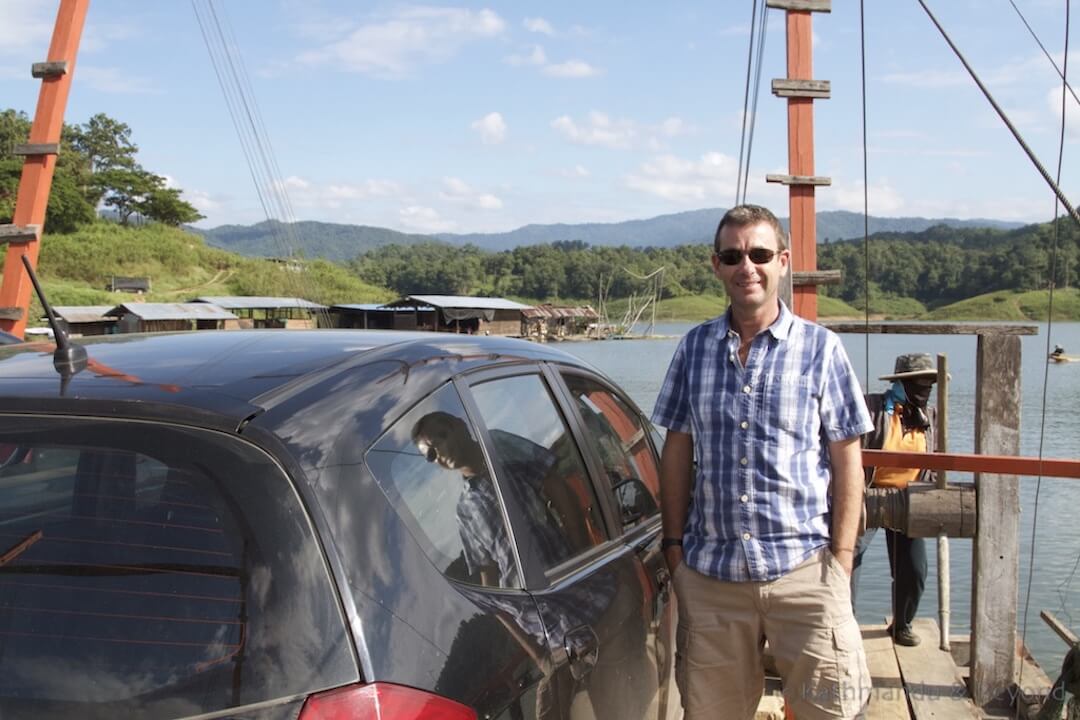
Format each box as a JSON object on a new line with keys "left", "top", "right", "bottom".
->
{"left": 851, "top": 353, "right": 938, "bottom": 647}
{"left": 653, "top": 204, "right": 873, "bottom": 720}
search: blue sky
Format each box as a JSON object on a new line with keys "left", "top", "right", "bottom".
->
{"left": 2, "top": 1, "right": 1078, "bottom": 233}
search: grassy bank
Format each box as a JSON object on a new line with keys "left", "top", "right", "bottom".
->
{"left": 4, "top": 223, "right": 393, "bottom": 322}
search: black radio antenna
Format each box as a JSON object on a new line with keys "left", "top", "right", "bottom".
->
{"left": 20, "top": 254, "right": 87, "bottom": 382}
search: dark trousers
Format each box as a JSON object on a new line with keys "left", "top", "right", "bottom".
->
{"left": 850, "top": 527, "right": 927, "bottom": 631}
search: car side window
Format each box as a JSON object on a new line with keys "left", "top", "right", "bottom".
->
{"left": 0, "top": 419, "right": 353, "bottom": 719}
{"left": 561, "top": 373, "right": 661, "bottom": 532}
{"left": 469, "top": 373, "right": 606, "bottom": 572}
{"left": 366, "top": 383, "right": 522, "bottom": 589}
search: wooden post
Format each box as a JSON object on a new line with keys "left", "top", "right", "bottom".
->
{"left": 936, "top": 353, "right": 952, "bottom": 652}
{"left": 785, "top": 9, "right": 818, "bottom": 321}
{"left": 971, "top": 333, "right": 1021, "bottom": 706}
{"left": 0, "top": 0, "right": 90, "bottom": 338}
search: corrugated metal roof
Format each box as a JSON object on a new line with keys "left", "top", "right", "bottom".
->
{"left": 333, "top": 304, "right": 436, "bottom": 312}
{"left": 106, "top": 303, "right": 239, "bottom": 321}
{"left": 53, "top": 306, "right": 117, "bottom": 323}
{"left": 399, "top": 295, "right": 533, "bottom": 311}
{"left": 194, "top": 296, "right": 327, "bottom": 310}
{"left": 522, "top": 304, "right": 599, "bottom": 320}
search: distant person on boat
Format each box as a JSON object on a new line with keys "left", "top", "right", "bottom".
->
{"left": 1052, "top": 344, "right": 1065, "bottom": 357}
{"left": 652, "top": 204, "right": 873, "bottom": 720}
{"left": 852, "top": 353, "right": 938, "bottom": 648}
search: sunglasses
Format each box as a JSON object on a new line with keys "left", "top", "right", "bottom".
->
{"left": 714, "top": 248, "right": 779, "bottom": 266}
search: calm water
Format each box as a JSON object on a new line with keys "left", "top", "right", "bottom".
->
{"left": 558, "top": 320, "right": 1080, "bottom": 671}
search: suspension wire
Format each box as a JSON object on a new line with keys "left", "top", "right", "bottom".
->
{"left": 735, "top": 0, "right": 760, "bottom": 207}
{"left": 1016, "top": 1, "right": 1070, "bottom": 702}
{"left": 859, "top": 0, "right": 871, "bottom": 387}
{"left": 916, "top": 0, "right": 1080, "bottom": 232}
{"left": 191, "top": 0, "right": 332, "bottom": 328}
{"left": 1007, "top": 0, "right": 1080, "bottom": 108}
{"left": 741, "top": 6, "right": 770, "bottom": 205}
{"left": 205, "top": 1, "right": 333, "bottom": 329}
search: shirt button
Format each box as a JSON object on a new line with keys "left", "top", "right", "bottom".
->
{"left": 742, "top": 385, "right": 751, "bottom": 394}
{"left": 740, "top": 457, "right": 748, "bottom": 466}
{"left": 740, "top": 494, "right": 749, "bottom": 503}
{"left": 740, "top": 420, "right": 749, "bottom": 430}
{"left": 743, "top": 532, "right": 751, "bottom": 540}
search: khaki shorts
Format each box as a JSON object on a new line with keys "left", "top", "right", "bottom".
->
{"left": 673, "top": 549, "right": 870, "bottom": 720}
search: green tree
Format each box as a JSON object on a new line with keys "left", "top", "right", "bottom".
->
{"left": 97, "top": 167, "right": 160, "bottom": 225}
{"left": 140, "top": 185, "right": 204, "bottom": 226}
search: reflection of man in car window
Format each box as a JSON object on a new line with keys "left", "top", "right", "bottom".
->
{"left": 411, "top": 412, "right": 569, "bottom": 588}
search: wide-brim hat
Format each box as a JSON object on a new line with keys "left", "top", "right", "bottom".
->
{"left": 879, "top": 352, "right": 939, "bottom": 381}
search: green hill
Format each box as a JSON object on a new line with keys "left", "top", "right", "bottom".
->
{"left": 194, "top": 219, "right": 442, "bottom": 262}
{"left": 923, "top": 288, "right": 1080, "bottom": 321}
{"left": 0, "top": 222, "right": 393, "bottom": 323}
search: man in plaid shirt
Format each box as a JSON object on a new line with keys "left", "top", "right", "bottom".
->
{"left": 653, "top": 204, "right": 873, "bottom": 720}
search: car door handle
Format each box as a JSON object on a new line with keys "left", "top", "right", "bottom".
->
{"left": 564, "top": 625, "right": 599, "bottom": 680}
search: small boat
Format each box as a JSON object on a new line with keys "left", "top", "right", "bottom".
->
{"left": 1048, "top": 353, "right": 1077, "bottom": 363}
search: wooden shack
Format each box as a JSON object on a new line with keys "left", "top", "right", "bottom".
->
{"left": 379, "top": 295, "right": 532, "bottom": 336}
{"left": 105, "top": 303, "right": 238, "bottom": 333}
{"left": 193, "top": 296, "right": 328, "bottom": 329}
{"left": 331, "top": 303, "right": 437, "bottom": 331}
{"left": 522, "top": 304, "right": 599, "bottom": 339}
{"left": 51, "top": 306, "right": 118, "bottom": 337}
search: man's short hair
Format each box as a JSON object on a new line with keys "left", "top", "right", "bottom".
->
{"left": 714, "top": 204, "right": 788, "bottom": 253}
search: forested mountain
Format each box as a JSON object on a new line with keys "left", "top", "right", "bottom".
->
{"left": 436, "top": 209, "right": 1024, "bottom": 251}
{"left": 196, "top": 209, "right": 1024, "bottom": 261}
{"left": 350, "top": 220, "right": 1078, "bottom": 315}
{"left": 194, "top": 220, "right": 442, "bottom": 261}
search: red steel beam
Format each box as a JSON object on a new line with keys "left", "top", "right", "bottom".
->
{"left": 785, "top": 10, "right": 818, "bottom": 321}
{"left": 864, "top": 449, "right": 1080, "bottom": 479}
{"left": 0, "top": 0, "right": 90, "bottom": 338}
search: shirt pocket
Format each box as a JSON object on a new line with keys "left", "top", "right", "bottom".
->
{"left": 763, "top": 373, "right": 817, "bottom": 434}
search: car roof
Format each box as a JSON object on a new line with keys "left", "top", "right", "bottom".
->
{"left": 0, "top": 330, "right": 591, "bottom": 426}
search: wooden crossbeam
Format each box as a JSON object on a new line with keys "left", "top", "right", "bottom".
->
{"left": 0, "top": 308, "right": 25, "bottom": 321}
{"left": 31, "top": 61, "right": 68, "bottom": 79}
{"left": 766, "top": 0, "right": 831, "bottom": 11}
{"left": 792, "top": 269, "right": 841, "bottom": 286}
{"left": 12, "top": 143, "right": 60, "bottom": 156}
{"left": 766, "top": 173, "right": 831, "bottom": 186}
{"left": 772, "top": 79, "right": 831, "bottom": 98}
{"left": 0, "top": 225, "right": 41, "bottom": 244}
{"left": 864, "top": 449, "right": 1080, "bottom": 480}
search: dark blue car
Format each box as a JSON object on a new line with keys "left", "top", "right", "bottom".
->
{"left": 0, "top": 330, "right": 677, "bottom": 720}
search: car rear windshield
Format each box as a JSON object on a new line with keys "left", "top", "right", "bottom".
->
{"left": 0, "top": 416, "right": 355, "bottom": 720}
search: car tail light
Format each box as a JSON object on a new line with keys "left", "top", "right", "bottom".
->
{"left": 299, "top": 682, "right": 477, "bottom": 720}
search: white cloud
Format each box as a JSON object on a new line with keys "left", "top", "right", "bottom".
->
{"left": 543, "top": 60, "right": 601, "bottom": 78}
{"left": 77, "top": 66, "right": 157, "bottom": 94}
{"left": 524, "top": 17, "right": 554, "bottom": 35}
{"left": 299, "top": 6, "right": 505, "bottom": 78}
{"left": 0, "top": 2, "right": 52, "bottom": 58}
{"left": 1046, "top": 86, "right": 1080, "bottom": 139}
{"left": 551, "top": 112, "right": 636, "bottom": 149}
{"left": 504, "top": 44, "right": 547, "bottom": 67}
{"left": 825, "top": 179, "right": 906, "bottom": 215}
{"left": 326, "top": 179, "right": 403, "bottom": 199}
{"left": 624, "top": 152, "right": 739, "bottom": 202}
{"left": 441, "top": 177, "right": 503, "bottom": 209}
{"left": 399, "top": 205, "right": 457, "bottom": 232}
{"left": 658, "top": 117, "right": 691, "bottom": 137}
{"left": 560, "top": 164, "right": 590, "bottom": 178}
{"left": 268, "top": 176, "right": 406, "bottom": 211}
{"left": 471, "top": 111, "right": 507, "bottom": 144}
{"left": 186, "top": 189, "right": 223, "bottom": 214}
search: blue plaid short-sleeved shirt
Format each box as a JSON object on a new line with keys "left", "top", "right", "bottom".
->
{"left": 651, "top": 302, "right": 872, "bottom": 582}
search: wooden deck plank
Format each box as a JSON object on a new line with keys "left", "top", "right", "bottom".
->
{"left": 894, "top": 619, "right": 981, "bottom": 719}
{"left": 862, "top": 624, "right": 912, "bottom": 720}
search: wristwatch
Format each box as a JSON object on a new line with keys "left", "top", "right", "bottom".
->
{"left": 660, "top": 537, "right": 683, "bottom": 551}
